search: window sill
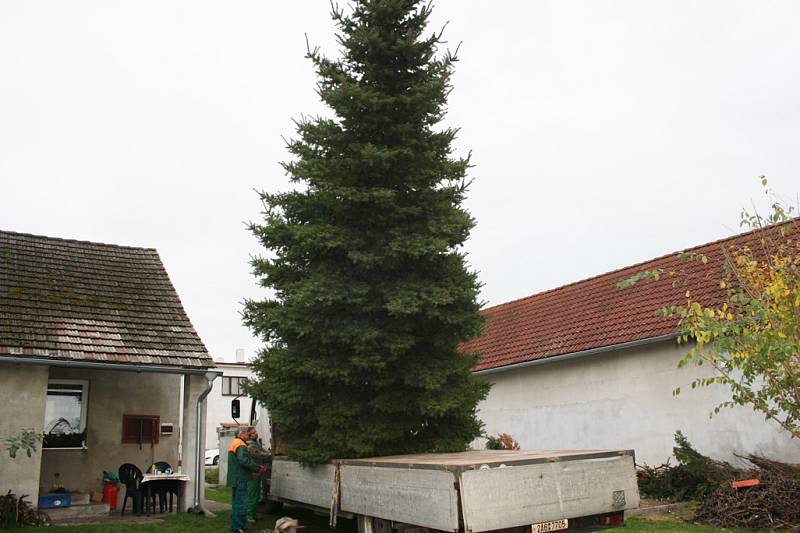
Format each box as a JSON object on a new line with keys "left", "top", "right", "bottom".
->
{"left": 43, "top": 446, "right": 88, "bottom": 451}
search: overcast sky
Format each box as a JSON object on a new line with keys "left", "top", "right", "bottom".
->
{"left": 1, "top": 1, "right": 799, "bottom": 362}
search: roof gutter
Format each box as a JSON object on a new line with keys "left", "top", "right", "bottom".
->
{"left": 472, "top": 333, "right": 679, "bottom": 376}
{"left": 0, "top": 355, "right": 213, "bottom": 375}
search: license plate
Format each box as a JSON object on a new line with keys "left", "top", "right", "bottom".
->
{"left": 531, "top": 519, "right": 568, "bottom": 533}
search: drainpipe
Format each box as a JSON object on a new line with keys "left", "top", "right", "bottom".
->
{"left": 190, "top": 371, "right": 221, "bottom": 515}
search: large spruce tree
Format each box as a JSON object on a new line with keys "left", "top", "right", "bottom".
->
{"left": 244, "top": 0, "right": 489, "bottom": 464}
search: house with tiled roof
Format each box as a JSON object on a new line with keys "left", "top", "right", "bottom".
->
{"left": 465, "top": 220, "right": 800, "bottom": 465}
{"left": 0, "top": 230, "right": 219, "bottom": 513}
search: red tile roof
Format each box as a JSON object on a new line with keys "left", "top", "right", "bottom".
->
{"left": 464, "top": 220, "right": 799, "bottom": 372}
{"left": 0, "top": 230, "right": 213, "bottom": 368}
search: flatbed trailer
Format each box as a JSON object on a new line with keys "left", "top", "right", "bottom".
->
{"left": 267, "top": 449, "right": 640, "bottom": 532}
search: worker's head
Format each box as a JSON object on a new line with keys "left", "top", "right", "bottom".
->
{"left": 237, "top": 426, "right": 255, "bottom": 440}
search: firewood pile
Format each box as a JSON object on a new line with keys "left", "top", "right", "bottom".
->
{"left": 693, "top": 455, "right": 800, "bottom": 530}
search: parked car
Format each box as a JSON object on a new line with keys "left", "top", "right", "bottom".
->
{"left": 205, "top": 448, "right": 220, "bottom": 466}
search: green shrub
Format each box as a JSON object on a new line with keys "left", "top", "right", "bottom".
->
{"left": 204, "top": 467, "right": 219, "bottom": 485}
{"left": 485, "top": 433, "right": 520, "bottom": 450}
{"left": 485, "top": 436, "right": 504, "bottom": 450}
{"left": 637, "top": 431, "right": 738, "bottom": 502}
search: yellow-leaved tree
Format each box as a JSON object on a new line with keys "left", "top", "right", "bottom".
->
{"left": 621, "top": 180, "right": 800, "bottom": 439}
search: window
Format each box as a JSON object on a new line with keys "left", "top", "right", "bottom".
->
{"left": 43, "top": 380, "right": 88, "bottom": 449}
{"left": 222, "top": 376, "right": 246, "bottom": 396}
{"left": 121, "top": 415, "right": 160, "bottom": 445}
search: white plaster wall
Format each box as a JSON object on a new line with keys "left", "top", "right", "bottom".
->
{"left": 205, "top": 364, "right": 251, "bottom": 449}
{"left": 39, "top": 367, "right": 182, "bottom": 498}
{"left": 217, "top": 430, "right": 236, "bottom": 486}
{"left": 205, "top": 363, "right": 269, "bottom": 450}
{"left": 476, "top": 340, "right": 800, "bottom": 466}
{"left": 0, "top": 365, "right": 49, "bottom": 505}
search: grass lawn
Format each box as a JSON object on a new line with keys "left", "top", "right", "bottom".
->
{"left": 39, "top": 512, "right": 773, "bottom": 533}
{"left": 39, "top": 488, "right": 355, "bottom": 533}
{"left": 20, "top": 490, "right": 775, "bottom": 532}
{"left": 204, "top": 484, "right": 231, "bottom": 503}
{"left": 624, "top": 516, "right": 764, "bottom": 532}
{"left": 39, "top": 505, "right": 352, "bottom": 533}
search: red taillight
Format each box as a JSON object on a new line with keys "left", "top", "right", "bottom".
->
{"left": 598, "top": 512, "right": 624, "bottom": 526}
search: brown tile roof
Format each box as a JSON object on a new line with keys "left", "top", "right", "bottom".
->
{"left": 0, "top": 230, "right": 213, "bottom": 368}
{"left": 464, "top": 220, "right": 799, "bottom": 372}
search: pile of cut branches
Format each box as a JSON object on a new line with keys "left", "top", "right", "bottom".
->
{"left": 693, "top": 455, "right": 800, "bottom": 530}
{"left": 636, "top": 431, "right": 740, "bottom": 501}
{"left": 0, "top": 491, "right": 48, "bottom": 529}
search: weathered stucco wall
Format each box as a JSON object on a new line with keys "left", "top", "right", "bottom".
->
{"left": 0, "top": 365, "right": 49, "bottom": 503}
{"left": 39, "top": 368, "right": 182, "bottom": 498}
{"left": 477, "top": 340, "right": 800, "bottom": 466}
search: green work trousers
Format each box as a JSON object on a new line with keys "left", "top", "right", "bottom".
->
{"left": 246, "top": 477, "right": 260, "bottom": 519}
{"left": 231, "top": 480, "right": 247, "bottom": 531}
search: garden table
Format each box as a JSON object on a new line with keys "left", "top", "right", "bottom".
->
{"left": 141, "top": 473, "right": 190, "bottom": 515}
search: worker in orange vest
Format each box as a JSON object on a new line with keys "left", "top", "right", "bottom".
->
{"left": 227, "top": 427, "right": 266, "bottom": 533}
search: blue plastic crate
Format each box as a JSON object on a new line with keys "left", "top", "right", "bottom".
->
{"left": 38, "top": 493, "right": 71, "bottom": 509}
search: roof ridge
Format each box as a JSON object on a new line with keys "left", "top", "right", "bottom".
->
{"left": 481, "top": 217, "right": 799, "bottom": 314}
{"left": 0, "top": 229, "right": 157, "bottom": 252}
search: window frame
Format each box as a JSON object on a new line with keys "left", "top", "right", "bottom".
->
{"left": 42, "top": 379, "right": 89, "bottom": 450}
{"left": 221, "top": 376, "right": 246, "bottom": 397}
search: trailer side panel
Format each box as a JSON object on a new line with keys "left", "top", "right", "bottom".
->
{"left": 340, "top": 465, "right": 460, "bottom": 532}
{"left": 270, "top": 460, "right": 337, "bottom": 509}
{"left": 460, "top": 454, "right": 640, "bottom": 532}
